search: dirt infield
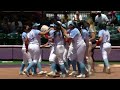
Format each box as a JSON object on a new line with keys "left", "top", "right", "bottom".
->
{"left": 0, "top": 64, "right": 120, "bottom": 79}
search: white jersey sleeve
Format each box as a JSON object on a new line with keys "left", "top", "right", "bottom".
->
{"left": 22, "top": 32, "right": 27, "bottom": 42}
{"left": 69, "top": 28, "right": 79, "bottom": 38}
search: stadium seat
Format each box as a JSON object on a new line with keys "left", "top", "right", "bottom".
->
{"left": 115, "top": 33, "right": 120, "bottom": 40}
{"left": 6, "top": 33, "right": 22, "bottom": 45}
{"left": 110, "top": 34, "right": 119, "bottom": 40}
{"left": 0, "top": 30, "right": 3, "bottom": 33}
{"left": 110, "top": 30, "right": 117, "bottom": 34}
{"left": 0, "top": 33, "right": 7, "bottom": 45}
{"left": 107, "top": 26, "right": 113, "bottom": 30}
{"left": 17, "top": 34, "right": 22, "bottom": 45}
{"left": 95, "top": 26, "right": 99, "bottom": 31}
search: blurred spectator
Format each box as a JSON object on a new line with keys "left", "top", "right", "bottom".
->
{"left": 40, "top": 12, "right": 50, "bottom": 26}
{"left": 61, "top": 11, "right": 71, "bottom": 24}
{"left": 116, "top": 12, "right": 120, "bottom": 25}
{"left": 117, "top": 26, "right": 120, "bottom": 33}
{"left": 95, "top": 11, "right": 109, "bottom": 25}
{"left": 107, "top": 11, "right": 118, "bottom": 26}
{"left": 10, "top": 15, "right": 23, "bottom": 33}
{"left": 90, "top": 11, "right": 97, "bottom": 22}
{"left": 50, "top": 12, "right": 61, "bottom": 23}
{"left": 1, "top": 17, "right": 11, "bottom": 34}
{"left": 72, "top": 11, "right": 82, "bottom": 23}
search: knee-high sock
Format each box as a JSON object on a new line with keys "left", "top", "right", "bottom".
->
{"left": 50, "top": 62, "right": 56, "bottom": 72}
{"left": 32, "top": 64, "right": 37, "bottom": 74}
{"left": 26, "top": 62, "right": 36, "bottom": 72}
{"left": 79, "top": 62, "right": 86, "bottom": 74}
{"left": 67, "top": 59, "right": 71, "bottom": 69}
{"left": 27, "top": 63, "right": 31, "bottom": 73}
{"left": 64, "top": 61, "right": 69, "bottom": 70}
{"left": 56, "top": 64, "right": 61, "bottom": 72}
{"left": 31, "top": 66, "right": 35, "bottom": 73}
{"left": 59, "top": 64, "right": 66, "bottom": 74}
{"left": 20, "top": 63, "right": 25, "bottom": 73}
{"left": 77, "top": 62, "right": 81, "bottom": 74}
{"left": 37, "top": 62, "right": 42, "bottom": 72}
{"left": 103, "top": 59, "right": 110, "bottom": 68}
{"left": 71, "top": 60, "right": 77, "bottom": 71}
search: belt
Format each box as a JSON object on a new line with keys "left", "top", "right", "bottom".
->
{"left": 29, "top": 42, "right": 39, "bottom": 45}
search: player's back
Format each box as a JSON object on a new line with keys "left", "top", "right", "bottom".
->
{"left": 70, "top": 28, "right": 85, "bottom": 49}
{"left": 81, "top": 29, "right": 89, "bottom": 41}
{"left": 50, "top": 29, "right": 64, "bottom": 45}
{"left": 27, "top": 29, "right": 41, "bottom": 45}
{"left": 99, "top": 29, "right": 110, "bottom": 44}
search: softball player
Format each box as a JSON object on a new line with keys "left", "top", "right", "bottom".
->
{"left": 46, "top": 23, "right": 67, "bottom": 78}
{"left": 97, "top": 23, "right": 111, "bottom": 74}
{"left": 81, "top": 21, "right": 90, "bottom": 75}
{"left": 37, "top": 48, "right": 47, "bottom": 75}
{"left": 37, "top": 25, "right": 50, "bottom": 75}
{"left": 19, "top": 25, "right": 32, "bottom": 75}
{"left": 42, "top": 24, "right": 62, "bottom": 75}
{"left": 62, "top": 24, "right": 70, "bottom": 73}
{"left": 24, "top": 23, "right": 50, "bottom": 77}
{"left": 61, "top": 20, "right": 87, "bottom": 78}
{"left": 67, "top": 42, "right": 73, "bottom": 70}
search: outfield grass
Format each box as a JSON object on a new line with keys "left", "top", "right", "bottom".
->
{"left": 0, "top": 60, "right": 120, "bottom": 65}
{"left": 0, "top": 60, "right": 50, "bottom": 65}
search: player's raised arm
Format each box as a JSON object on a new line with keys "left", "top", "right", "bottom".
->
{"left": 39, "top": 29, "right": 51, "bottom": 35}
{"left": 61, "top": 26, "right": 70, "bottom": 38}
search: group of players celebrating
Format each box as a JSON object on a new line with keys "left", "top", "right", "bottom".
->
{"left": 19, "top": 17, "right": 111, "bottom": 78}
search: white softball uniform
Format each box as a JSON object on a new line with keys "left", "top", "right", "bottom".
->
{"left": 49, "top": 29, "right": 65, "bottom": 65}
{"left": 63, "top": 29, "right": 71, "bottom": 62}
{"left": 63, "top": 41, "right": 70, "bottom": 62}
{"left": 48, "top": 29, "right": 56, "bottom": 62}
{"left": 67, "top": 42, "right": 74, "bottom": 61}
{"left": 81, "top": 29, "right": 90, "bottom": 57}
{"left": 27, "top": 29, "right": 41, "bottom": 63}
{"left": 69, "top": 28, "right": 86, "bottom": 63}
{"left": 22, "top": 32, "right": 32, "bottom": 64}
{"left": 98, "top": 29, "right": 111, "bottom": 60}
{"left": 38, "top": 49, "right": 42, "bottom": 62}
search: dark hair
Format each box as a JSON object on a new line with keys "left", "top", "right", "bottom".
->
{"left": 23, "top": 25, "right": 27, "bottom": 30}
{"left": 78, "top": 20, "right": 90, "bottom": 30}
{"left": 23, "top": 24, "right": 31, "bottom": 32}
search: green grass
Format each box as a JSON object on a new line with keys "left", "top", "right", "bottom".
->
{"left": 0, "top": 60, "right": 120, "bottom": 65}
{"left": 0, "top": 61, "right": 22, "bottom": 65}
{"left": 0, "top": 60, "right": 50, "bottom": 65}
{"left": 95, "top": 61, "right": 120, "bottom": 65}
